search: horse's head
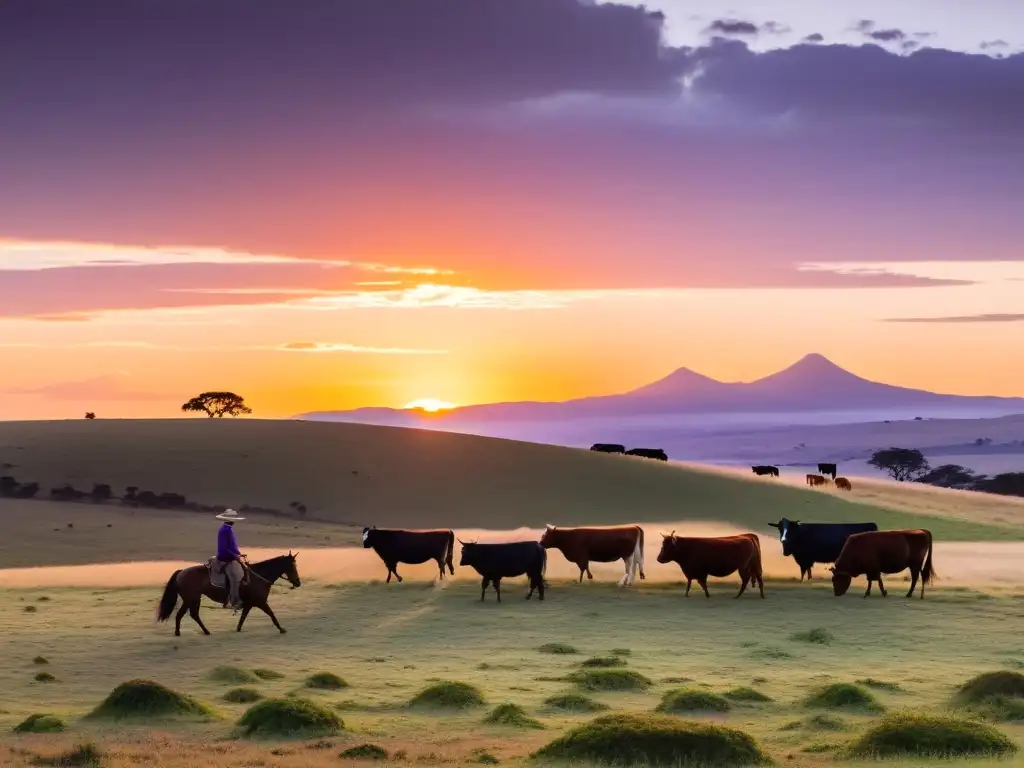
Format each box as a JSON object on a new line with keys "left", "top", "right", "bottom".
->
{"left": 285, "top": 550, "right": 302, "bottom": 588}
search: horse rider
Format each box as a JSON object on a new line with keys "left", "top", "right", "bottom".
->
{"left": 215, "top": 509, "right": 247, "bottom": 609}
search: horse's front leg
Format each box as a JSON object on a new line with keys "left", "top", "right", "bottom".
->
{"left": 257, "top": 602, "right": 286, "bottom": 633}
{"left": 236, "top": 605, "right": 252, "bottom": 632}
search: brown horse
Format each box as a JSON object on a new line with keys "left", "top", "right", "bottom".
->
{"left": 156, "top": 552, "right": 301, "bottom": 636}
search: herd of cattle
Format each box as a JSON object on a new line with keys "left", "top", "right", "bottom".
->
{"left": 590, "top": 443, "right": 668, "bottom": 461}
{"left": 361, "top": 519, "right": 936, "bottom": 602}
{"left": 752, "top": 462, "right": 853, "bottom": 491}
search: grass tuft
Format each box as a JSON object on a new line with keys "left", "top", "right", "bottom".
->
{"left": 34, "top": 671, "right": 57, "bottom": 683}
{"left": 484, "top": 703, "right": 544, "bottom": 729}
{"left": 305, "top": 672, "right": 348, "bottom": 690}
{"left": 609, "top": 648, "right": 631, "bottom": 656}
{"left": 236, "top": 697, "right": 343, "bottom": 738}
{"left": 32, "top": 656, "right": 49, "bottom": 665}
{"left": 568, "top": 669, "right": 652, "bottom": 692}
{"left": 87, "top": 679, "right": 214, "bottom": 721}
{"left": 656, "top": 688, "right": 731, "bottom": 714}
{"left": 847, "top": 711, "right": 1018, "bottom": 758}
{"left": 579, "top": 655, "right": 627, "bottom": 668}
{"left": 339, "top": 743, "right": 389, "bottom": 760}
{"left": 804, "top": 682, "right": 883, "bottom": 713}
{"left": 408, "top": 681, "right": 486, "bottom": 709}
{"left": 533, "top": 713, "right": 769, "bottom": 766}
{"left": 954, "top": 670, "right": 1024, "bottom": 720}
{"left": 790, "top": 627, "right": 834, "bottom": 645}
{"left": 223, "top": 687, "right": 263, "bottom": 703}
{"left": 538, "top": 643, "right": 578, "bottom": 655}
{"left": 857, "top": 678, "right": 902, "bottom": 691}
{"left": 252, "top": 668, "right": 284, "bottom": 681}
{"left": 807, "top": 713, "right": 848, "bottom": 731}
{"left": 724, "top": 687, "right": 773, "bottom": 703}
{"left": 13, "top": 713, "right": 67, "bottom": 733}
{"left": 542, "top": 693, "right": 609, "bottom": 714}
{"left": 29, "top": 742, "right": 102, "bottom": 767}
{"left": 207, "top": 665, "right": 259, "bottom": 684}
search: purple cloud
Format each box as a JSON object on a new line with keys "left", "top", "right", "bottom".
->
{"left": 869, "top": 28, "right": 907, "bottom": 43}
{"left": 803, "top": 33, "right": 825, "bottom": 44}
{"left": 703, "top": 19, "right": 760, "bottom": 37}
{"left": 982, "top": 40, "right": 1009, "bottom": 50}
{"left": 885, "top": 313, "right": 1024, "bottom": 323}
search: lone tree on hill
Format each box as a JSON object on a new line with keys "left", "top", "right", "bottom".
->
{"left": 181, "top": 391, "right": 252, "bottom": 419}
{"left": 84, "top": 412, "right": 96, "bottom": 420}
{"left": 868, "top": 447, "right": 930, "bottom": 482}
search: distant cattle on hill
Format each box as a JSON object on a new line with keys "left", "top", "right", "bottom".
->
{"left": 362, "top": 527, "right": 456, "bottom": 583}
{"left": 590, "top": 443, "right": 626, "bottom": 454}
{"left": 751, "top": 465, "right": 779, "bottom": 477}
{"left": 835, "top": 477, "right": 853, "bottom": 491}
{"left": 768, "top": 518, "right": 878, "bottom": 580}
{"left": 817, "top": 463, "right": 838, "bottom": 479}
{"left": 831, "top": 529, "right": 934, "bottom": 599}
{"left": 656, "top": 532, "right": 764, "bottom": 599}
{"left": 625, "top": 448, "right": 667, "bottom": 461}
{"left": 806, "top": 474, "right": 828, "bottom": 487}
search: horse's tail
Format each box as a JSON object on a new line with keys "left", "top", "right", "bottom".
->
{"left": 445, "top": 530, "right": 456, "bottom": 575}
{"left": 156, "top": 569, "right": 181, "bottom": 622}
{"left": 921, "top": 529, "right": 936, "bottom": 584}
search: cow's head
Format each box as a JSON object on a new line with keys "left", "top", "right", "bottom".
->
{"left": 656, "top": 531, "right": 677, "bottom": 563}
{"left": 361, "top": 526, "right": 376, "bottom": 549}
{"left": 539, "top": 524, "right": 558, "bottom": 548}
{"left": 829, "top": 566, "right": 852, "bottom": 596}
{"left": 458, "top": 539, "right": 478, "bottom": 567}
{"left": 768, "top": 518, "right": 799, "bottom": 556}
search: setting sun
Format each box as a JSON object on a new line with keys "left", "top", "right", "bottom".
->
{"left": 403, "top": 398, "right": 456, "bottom": 412}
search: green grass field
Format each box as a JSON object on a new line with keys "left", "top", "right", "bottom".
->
{"left": 5, "top": 419, "right": 1024, "bottom": 766}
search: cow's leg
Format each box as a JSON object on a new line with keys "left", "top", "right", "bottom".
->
{"left": 494, "top": 578, "right": 502, "bottom": 603}
{"left": 864, "top": 578, "right": 873, "bottom": 598}
{"left": 577, "top": 564, "right": 586, "bottom": 583}
{"left": 480, "top": 577, "right": 490, "bottom": 601}
{"left": 735, "top": 571, "right": 750, "bottom": 599}
{"left": 877, "top": 574, "right": 887, "bottom": 597}
{"left": 698, "top": 577, "right": 711, "bottom": 598}
{"left": 537, "top": 573, "right": 545, "bottom": 601}
{"left": 618, "top": 557, "right": 631, "bottom": 587}
{"left": 807, "top": 566, "right": 813, "bottom": 580}
{"left": 906, "top": 567, "right": 920, "bottom": 598}
{"left": 188, "top": 601, "right": 211, "bottom": 635}
{"left": 685, "top": 578, "right": 692, "bottom": 596}
{"left": 236, "top": 605, "right": 252, "bottom": 632}
{"left": 385, "top": 564, "right": 393, "bottom": 584}
{"left": 757, "top": 571, "right": 765, "bottom": 599}
{"left": 174, "top": 603, "right": 188, "bottom": 636}
{"left": 585, "top": 564, "right": 594, "bottom": 581}
{"left": 526, "top": 577, "right": 535, "bottom": 600}
{"left": 392, "top": 564, "right": 404, "bottom": 583}
{"left": 435, "top": 557, "right": 445, "bottom": 580}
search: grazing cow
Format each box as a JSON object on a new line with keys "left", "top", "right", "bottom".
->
{"left": 830, "top": 529, "right": 935, "bottom": 599}
{"left": 817, "top": 463, "right": 838, "bottom": 479}
{"left": 361, "top": 527, "right": 455, "bottom": 583}
{"left": 751, "top": 465, "right": 780, "bottom": 477}
{"left": 625, "top": 448, "right": 668, "bottom": 461}
{"left": 656, "top": 532, "right": 764, "bottom": 599}
{"left": 458, "top": 541, "right": 547, "bottom": 602}
{"left": 539, "top": 524, "right": 645, "bottom": 585}
{"left": 590, "top": 443, "right": 626, "bottom": 454}
{"left": 767, "top": 518, "right": 879, "bottom": 580}
{"left": 806, "top": 474, "right": 828, "bottom": 487}
{"left": 834, "top": 477, "right": 853, "bottom": 491}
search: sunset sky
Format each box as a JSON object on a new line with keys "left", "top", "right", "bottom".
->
{"left": 2, "top": 0, "right": 1023, "bottom": 419}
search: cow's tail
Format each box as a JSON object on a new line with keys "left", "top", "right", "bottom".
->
{"left": 922, "top": 529, "right": 936, "bottom": 584}
{"left": 445, "top": 530, "right": 456, "bottom": 575}
{"left": 630, "top": 527, "right": 645, "bottom": 583}
{"left": 156, "top": 570, "right": 181, "bottom": 622}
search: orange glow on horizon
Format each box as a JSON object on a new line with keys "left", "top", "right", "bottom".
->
{"left": 403, "top": 398, "right": 456, "bottom": 412}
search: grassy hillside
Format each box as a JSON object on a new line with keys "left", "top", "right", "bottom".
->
{"left": 0, "top": 420, "right": 1020, "bottom": 557}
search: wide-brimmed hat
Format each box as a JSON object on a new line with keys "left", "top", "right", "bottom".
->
{"left": 216, "top": 509, "right": 246, "bottom": 522}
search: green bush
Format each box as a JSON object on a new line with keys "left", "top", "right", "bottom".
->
{"left": 954, "top": 671, "right": 1024, "bottom": 720}
{"left": 13, "top": 713, "right": 67, "bottom": 733}
{"left": 408, "top": 681, "right": 486, "bottom": 709}
{"left": 538, "top": 643, "right": 578, "bottom": 655}
{"left": 87, "top": 679, "right": 214, "bottom": 720}
{"left": 542, "top": 693, "right": 609, "bottom": 713}
{"left": 34, "top": 671, "right": 57, "bottom": 683}
{"left": 305, "top": 672, "right": 348, "bottom": 690}
{"left": 856, "top": 678, "right": 902, "bottom": 691}
{"left": 656, "top": 688, "right": 731, "bottom": 714}
{"left": 339, "top": 743, "right": 389, "bottom": 760}
{"left": 804, "top": 683, "right": 882, "bottom": 713}
{"left": 484, "top": 703, "right": 544, "bottom": 729}
{"left": 579, "top": 656, "right": 627, "bottom": 668}
{"left": 208, "top": 665, "right": 259, "bottom": 684}
{"left": 847, "top": 712, "right": 1017, "bottom": 758}
{"left": 223, "top": 687, "right": 263, "bottom": 703}
{"left": 252, "top": 668, "right": 284, "bottom": 680}
{"left": 236, "top": 697, "right": 343, "bottom": 738}
{"left": 724, "top": 687, "right": 772, "bottom": 703}
{"left": 32, "top": 656, "right": 49, "bottom": 665}
{"left": 533, "top": 713, "right": 769, "bottom": 766}
{"left": 568, "top": 669, "right": 652, "bottom": 692}
{"left": 30, "top": 743, "right": 102, "bottom": 767}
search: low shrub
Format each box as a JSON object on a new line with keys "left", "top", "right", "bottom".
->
{"left": 568, "top": 669, "right": 652, "bottom": 693}
{"left": 790, "top": 628, "right": 834, "bottom": 645}
{"left": 804, "top": 683, "right": 883, "bottom": 713}
{"left": 579, "top": 656, "right": 626, "bottom": 669}
{"left": 34, "top": 671, "right": 57, "bottom": 683}
{"left": 484, "top": 703, "right": 543, "bottom": 729}
{"left": 32, "top": 656, "right": 49, "bottom": 665}
{"left": 87, "top": 679, "right": 214, "bottom": 720}
{"left": 30, "top": 743, "right": 102, "bottom": 767}
{"left": 13, "top": 713, "right": 67, "bottom": 733}
{"left": 724, "top": 687, "right": 772, "bottom": 703}
{"left": 339, "top": 743, "right": 389, "bottom": 760}
{"left": 856, "top": 678, "right": 902, "bottom": 691}
{"left": 954, "top": 671, "right": 1024, "bottom": 720}
{"left": 305, "top": 672, "right": 348, "bottom": 690}
{"left": 538, "top": 643, "right": 578, "bottom": 655}
{"left": 533, "top": 713, "right": 769, "bottom": 766}
{"left": 223, "top": 687, "right": 263, "bottom": 703}
{"left": 656, "top": 688, "right": 731, "bottom": 714}
{"left": 208, "top": 665, "right": 259, "bottom": 684}
{"left": 847, "top": 712, "right": 1017, "bottom": 759}
{"left": 542, "top": 693, "right": 609, "bottom": 713}
{"left": 252, "top": 668, "right": 284, "bottom": 680}
{"left": 236, "top": 697, "right": 343, "bottom": 738}
{"left": 408, "top": 681, "right": 486, "bottom": 709}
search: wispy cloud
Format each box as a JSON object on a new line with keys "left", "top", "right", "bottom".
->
{"left": 3, "top": 373, "right": 168, "bottom": 401}
{"left": 273, "top": 341, "right": 447, "bottom": 355}
{"left": 295, "top": 284, "right": 626, "bottom": 310}
{"left": 884, "top": 313, "right": 1024, "bottom": 323}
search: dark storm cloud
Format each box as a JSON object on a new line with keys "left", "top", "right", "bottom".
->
{"left": 803, "top": 33, "right": 825, "bottom": 43}
{"left": 869, "top": 28, "right": 907, "bottom": 43}
{"left": 703, "top": 18, "right": 760, "bottom": 36}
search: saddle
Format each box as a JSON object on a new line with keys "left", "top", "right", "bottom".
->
{"left": 205, "top": 557, "right": 250, "bottom": 590}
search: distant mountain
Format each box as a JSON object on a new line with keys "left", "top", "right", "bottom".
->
{"left": 298, "top": 353, "right": 1024, "bottom": 427}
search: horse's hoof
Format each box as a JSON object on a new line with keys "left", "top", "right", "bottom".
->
{"left": 279, "top": 628, "right": 287, "bottom": 634}
{"left": 174, "top": 631, "right": 181, "bottom": 637}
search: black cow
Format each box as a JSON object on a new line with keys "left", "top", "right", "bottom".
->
{"left": 767, "top": 518, "right": 878, "bottom": 580}
{"left": 362, "top": 527, "right": 455, "bottom": 583}
{"left": 817, "top": 463, "right": 838, "bottom": 479}
{"left": 751, "top": 465, "right": 780, "bottom": 477}
{"left": 625, "top": 448, "right": 668, "bottom": 461}
{"left": 458, "top": 541, "right": 547, "bottom": 602}
{"left": 591, "top": 443, "right": 626, "bottom": 454}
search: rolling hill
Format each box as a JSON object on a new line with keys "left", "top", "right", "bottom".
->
{"left": 1, "top": 419, "right": 1022, "bottom": 569}
{"left": 301, "top": 353, "right": 1024, "bottom": 427}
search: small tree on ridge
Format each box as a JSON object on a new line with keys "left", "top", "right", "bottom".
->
{"left": 868, "top": 447, "right": 929, "bottom": 482}
{"left": 181, "top": 391, "right": 252, "bottom": 419}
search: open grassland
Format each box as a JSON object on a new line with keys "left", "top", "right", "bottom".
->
{"left": 5, "top": 579, "right": 1024, "bottom": 766}
{"left": 1, "top": 420, "right": 1022, "bottom": 572}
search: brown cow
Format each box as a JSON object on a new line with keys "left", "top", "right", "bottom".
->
{"left": 834, "top": 477, "right": 853, "bottom": 491}
{"left": 830, "top": 529, "right": 935, "bottom": 599}
{"left": 539, "top": 525, "right": 645, "bottom": 585}
{"left": 656, "top": 532, "right": 764, "bottom": 599}
{"left": 806, "top": 474, "right": 827, "bottom": 487}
